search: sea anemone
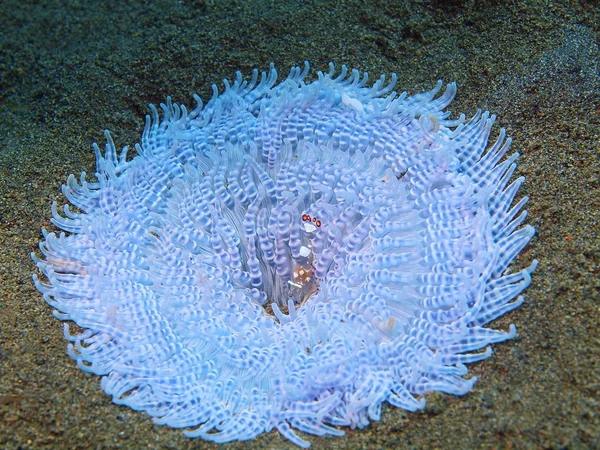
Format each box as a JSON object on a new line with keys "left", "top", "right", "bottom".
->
{"left": 32, "top": 62, "right": 536, "bottom": 447}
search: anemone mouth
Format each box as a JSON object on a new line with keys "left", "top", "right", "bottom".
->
{"left": 32, "top": 62, "right": 536, "bottom": 448}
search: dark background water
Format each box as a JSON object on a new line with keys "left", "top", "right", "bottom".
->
{"left": 0, "top": 0, "right": 598, "bottom": 448}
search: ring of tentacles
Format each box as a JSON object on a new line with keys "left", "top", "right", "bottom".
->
{"left": 33, "top": 63, "right": 536, "bottom": 447}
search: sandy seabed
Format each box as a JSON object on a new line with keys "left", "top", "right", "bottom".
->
{"left": 0, "top": 1, "right": 598, "bottom": 448}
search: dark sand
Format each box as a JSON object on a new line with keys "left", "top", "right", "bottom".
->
{"left": 0, "top": 1, "right": 598, "bottom": 448}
